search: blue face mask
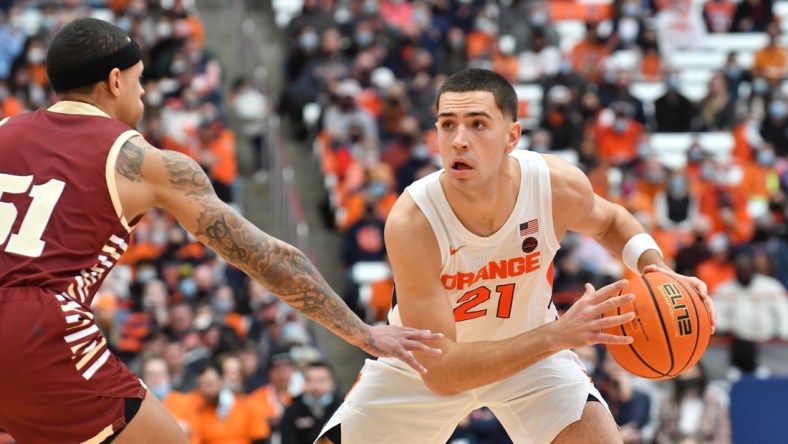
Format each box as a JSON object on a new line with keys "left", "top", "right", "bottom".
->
{"left": 150, "top": 382, "right": 171, "bottom": 400}
{"left": 179, "top": 278, "right": 198, "bottom": 299}
{"left": 299, "top": 32, "right": 319, "bottom": 51}
{"left": 613, "top": 118, "right": 629, "bottom": 133}
{"left": 768, "top": 101, "right": 787, "bottom": 119}
{"left": 369, "top": 181, "right": 388, "bottom": 199}
{"left": 303, "top": 393, "right": 334, "bottom": 408}
{"left": 757, "top": 150, "right": 776, "bottom": 166}
{"left": 355, "top": 32, "right": 374, "bottom": 47}
{"left": 668, "top": 176, "right": 688, "bottom": 193}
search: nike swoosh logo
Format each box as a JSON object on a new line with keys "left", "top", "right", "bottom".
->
{"left": 449, "top": 245, "right": 466, "bottom": 255}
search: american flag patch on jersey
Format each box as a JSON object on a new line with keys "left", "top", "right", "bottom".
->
{"left": 519, "top": 219, "right": 538, "bottom": 236}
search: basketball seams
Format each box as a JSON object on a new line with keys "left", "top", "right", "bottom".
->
{"left": 642, "top": 274, "right": 675, "bottom": 376}
{"left": 613, "top": 287, "right": 663, "bottom": 378}
{"left": 668, "top": 276, "right": 704, "bottom": 376}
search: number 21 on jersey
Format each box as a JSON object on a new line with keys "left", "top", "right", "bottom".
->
{"left": 0, "top": 173, "right": 65, "bottom": 258}
{"left": 454, "top": 283, "right": 516, "bottom": 322}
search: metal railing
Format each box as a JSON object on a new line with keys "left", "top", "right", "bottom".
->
{"left": 232, "top": 0, "right": 309, "bottom": 253}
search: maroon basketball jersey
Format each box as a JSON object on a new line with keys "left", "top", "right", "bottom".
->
{"left": 0, "top": 101, "right": 140, "bottom": 306}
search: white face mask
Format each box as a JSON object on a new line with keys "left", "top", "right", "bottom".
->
{"left": 27, "top": 47, "right": 46, "bottom": 64}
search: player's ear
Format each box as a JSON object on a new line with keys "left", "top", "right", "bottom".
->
{"left": 504, "top": 120, "right": 521, "bottom": 154}
{"left": 108, "top": 68, "right": 122, "bottom": 97}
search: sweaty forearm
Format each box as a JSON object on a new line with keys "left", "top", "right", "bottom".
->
{"left": 422, "top": 324, "right": 561, "bottom": 396}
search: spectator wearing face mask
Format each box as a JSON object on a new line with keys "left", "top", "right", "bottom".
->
{"left": 571, "top": 21, "right": 612, "bottom": 84}
{"left": 437, "top": 27, "right": 470, "bottom": 77}
{"left": 655, "top": 363, "right": 731, "bottom": 444}
{"left": 698, "top": 74, "right": 736, "bottom": 131}
{"left": 594, "top": 101, "right": 644, "bottom": 167}
{"left": 517, "top": 28, "right": 561, "bottom": 83}
{"left": 695, "top": 160, "right": 755, "bottom": 245}
{"left": 655, "top": 0, "right": 707, "bottom": 56}
{"left": 540, "top": 85, "right": 583, "bottom": 152}
{"left": 654, "top": 70, "right": 697, "bottom": 132}
{"left": 740, "top": 144, "right": 781, "bottom": 212}
{"left": 722, "top": 52, "right": 749, "bottom": 100}
{"left": 281, "top": 362, "right": 341, "bottom": 444}
{"left": 190, "top": 364, "right": 270, "bottom": 444}
{"left": 714, "top": 251, "right": 788, "bottom": 375}
{"left": 704, "top": 0, "right": 737, "bottom": 32}
{"left": 142, "top": 358, "right": 196, "bottom": 438}
{"left": 613, "top": 0, "right": 647, "bottom": 51}
{"left": 760, "top": 99, "right": 788, "bottom": 157}
{"left": 323, "top": 79, "right": 379, "bottom": 147}
{"left": 654, "top": 170, "right": 700, "bottom": 233}
{"left": 696, "top": 233, "right": 737, "bottom": 294}
{"left": 752, "top": 23, "right": 786, "bottom": 83}
{"left": 731, "top": 0, "right": 774, "bottom": 32}
{"left": 491, "top": 34, "right": 519, "bottom": 83}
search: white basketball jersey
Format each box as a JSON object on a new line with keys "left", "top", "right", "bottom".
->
{"left": 389, "top": 150, "right": 561, "bottom": 342}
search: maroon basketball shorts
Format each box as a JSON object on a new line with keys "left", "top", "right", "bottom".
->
{"left": 0, "top": 287, "right": 146, "bottom": 444}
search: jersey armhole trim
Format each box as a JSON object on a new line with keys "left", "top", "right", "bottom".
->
{"left": 106, "top": 130, "right": 141, "bottom": 233}
{"left": 0, "top": 117, "right": 9, "bottom": 126}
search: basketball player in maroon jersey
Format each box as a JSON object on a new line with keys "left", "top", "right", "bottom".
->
{"left": 0, "top": 18, "right": 441, "bottom": 444}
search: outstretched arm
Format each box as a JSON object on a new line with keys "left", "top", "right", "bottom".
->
{"left": 544, "top": 154, "right": 715, "bottom": 331}
{"left": 114, "top": 136, "right": 441, "bottom": 371}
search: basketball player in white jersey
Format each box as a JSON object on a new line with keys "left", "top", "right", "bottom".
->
{"left": 318, "top": 69, "right": 716, "bottom": 444}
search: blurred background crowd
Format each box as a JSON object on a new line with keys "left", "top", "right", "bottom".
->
{"left": 2, "top": 0, "right": 788, "bottom": 443}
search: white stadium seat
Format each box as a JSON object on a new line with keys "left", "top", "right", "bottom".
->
{"left": 650, "top": 132, "right": 734, "bottom": 169}
{"left": 631, "top": 82, "right": 667, "bottom": 103}
{"left": 702, "top": 33, "right": 768, "bottom": 53}
{"left": 666, "top": 51, "right": 727, "bottom": 71}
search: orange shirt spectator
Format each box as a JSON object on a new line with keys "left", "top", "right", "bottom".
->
{"left": 571, "top": 26, "right": 610, "bottom": 83}
{"left": 189, "top": 366, "right": 269, "bottom": 444}
{"left": 492, "top": 51, "right": 519, "bottom": 84}
{"left": 640, "top": 48, "right": 663, "bottom": 81}
{"left": 697, "top": 255, "right": 736, "bottom": 295}
{"left": 190, "top": 395, "right": 268, "bottom": 444}
{"left": 1, "top": 95, "right": 25, "bottom": 118}
{"left": 201, "top": 126, "right": 238, "bottom": 187}
{"left": 695, "top": 178, "right": 754, "bottom": 245}
{"left": 704, "top": 0, "right": 737, "bottom": 32}
{"left": 739, "top": 149, "right": 780, "bottom": 202}
{"left": 164, "top": 391, "right": 200, "bottom": 435}
{"left": 248, "top": 353, "right": 294, "bottom": 439}
{"left": 594, "top": 117, "right": 643, "bottom": 166}
{"left": 753, "top": 25, "right": 787, "bottom": 82}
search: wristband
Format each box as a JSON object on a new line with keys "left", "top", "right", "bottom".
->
{"left": 622, "top": 233, "right": 662, "bottom": 274}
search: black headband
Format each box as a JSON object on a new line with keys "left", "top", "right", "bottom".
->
{"left": 48, "top": 38, "right": 142, "bottom": 92}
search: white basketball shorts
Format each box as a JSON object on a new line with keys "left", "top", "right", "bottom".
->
{"left": 318, "top": 349, "right": 609, "bottom": 444}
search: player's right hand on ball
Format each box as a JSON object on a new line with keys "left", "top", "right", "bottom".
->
{"left": 552, "top": 280, "right": 636, "bottom": 349}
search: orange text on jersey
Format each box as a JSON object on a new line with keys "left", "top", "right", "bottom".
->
{"left": 441, "top": 251, "right": 541, "bottom": 291}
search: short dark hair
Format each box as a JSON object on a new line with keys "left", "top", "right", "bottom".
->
{"left": 435, "top": 69, "right": 519, "bottom": 122}
{"left": 47, "top": 17, "right": 131, "bottom": 94}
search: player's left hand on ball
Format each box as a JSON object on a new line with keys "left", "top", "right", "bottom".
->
{"left": 363, "top": 325, "right": 443, "bottom": 374}
{"left": 643, "top": 264, "right": 716, "bottom": 334}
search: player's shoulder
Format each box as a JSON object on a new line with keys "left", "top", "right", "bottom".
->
{"left": 385, "top": 191, "right": 432, "bottom": 240}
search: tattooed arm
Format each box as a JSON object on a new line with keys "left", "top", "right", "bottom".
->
{"left": 114, "top": 136, "right": 441, "bottom": 372}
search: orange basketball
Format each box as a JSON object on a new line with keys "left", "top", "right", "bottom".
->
{"left": 602, "top": 271, "right": 712, "bottom": 380}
